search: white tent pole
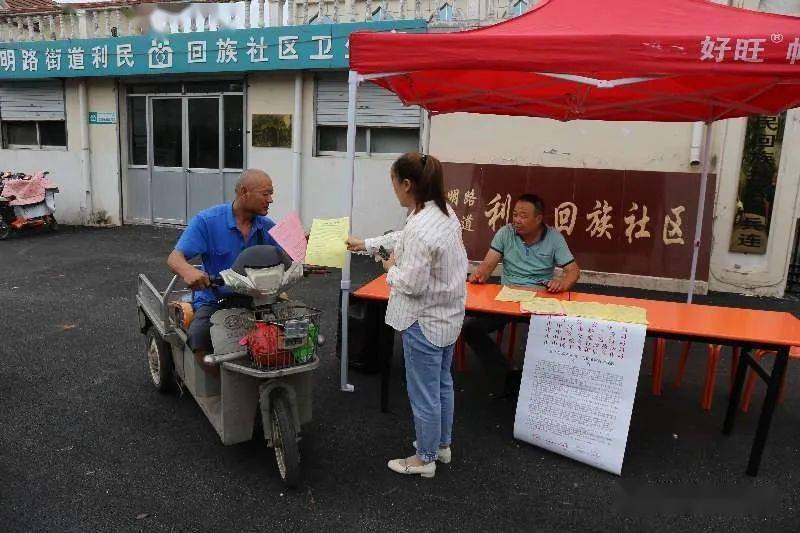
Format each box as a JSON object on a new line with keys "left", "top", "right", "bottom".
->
{"left": 423, "top": 110, "right": 432, "bottom": 154}
{"left": 687, "top": 122, "right": 713, "bottom": 304}
{"left": 340, "top": 70, "right": 360, "bottom": 393}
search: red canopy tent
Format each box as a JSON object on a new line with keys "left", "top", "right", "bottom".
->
{"left": 350, "top": 0, "right": 800, "bottom": 122}
{"left": 336, "top": 0, "right": 800, "bottom": 391}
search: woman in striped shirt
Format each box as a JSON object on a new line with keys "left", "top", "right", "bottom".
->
{"left": 348, "top": 152, "right": 468, "bottom": 478}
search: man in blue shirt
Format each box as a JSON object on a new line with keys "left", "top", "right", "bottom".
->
{"left": 167, "top": 169, "right": 280, "bottom": 366}
{"left": 463, "top": 193, "right": 580, "bottom": 396}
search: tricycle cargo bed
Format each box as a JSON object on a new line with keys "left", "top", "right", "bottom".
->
{"left": 137, "top": 274, "right": 191, "bottom": 336}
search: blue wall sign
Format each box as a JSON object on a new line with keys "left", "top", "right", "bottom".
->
{"left": 88, "top": 111, "right": 116, "bottom": 124}
{"left": 0, "top": 20, "right": 425, "bottom": 80}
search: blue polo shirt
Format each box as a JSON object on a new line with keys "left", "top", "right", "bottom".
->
{"left": 175, "top": 203, "right": 278, "bottom": 309}
{"left": 490, "top": 224, "right": 575, "bottom": 287}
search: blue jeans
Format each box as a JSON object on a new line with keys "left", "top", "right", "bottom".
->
{"left": 401, "top": 322, "right": 455, "bottom": 463}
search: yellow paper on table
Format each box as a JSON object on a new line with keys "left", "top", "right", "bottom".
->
{"left": 495, "top": 286, "right": 537, "bottom": 303}
{"left": 521, "top": 298, "right": 565, "bottom": 315}
{"left": 562, "top": 301, "right": 606, "bottom": 319}
{"left": 305, "top": 217, "right": 349, "bottom": 269}
{"left": 606, "top": 305, "right": 648, "bottom": 325}
{"left": 562, "top": 301, "right": 647, "bottom": 325}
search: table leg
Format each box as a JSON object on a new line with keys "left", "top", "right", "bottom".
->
{"left": 746, "top": 346, "right": 789, "bottom": 476}
{"left": 723, "top": 348, "right": 750, "bottom": 435}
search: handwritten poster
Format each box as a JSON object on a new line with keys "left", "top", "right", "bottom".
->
{"left": 269, "top": 211, "right": 307, "bottom": 262}
{"left": 513, "top": 315, "right": 646, "bottom": 475}
{"left": 305, "top": 217, "right": 349, "bottom": 269}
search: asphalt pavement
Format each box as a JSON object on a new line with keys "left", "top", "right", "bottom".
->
{"left": 1, "top": 225, "right": 799, "bottom": 532}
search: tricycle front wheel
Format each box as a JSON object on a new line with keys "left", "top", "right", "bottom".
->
{"left": 271, "top": 394, "right": 300, "bottom": 488}
{"left": 146, "top": 328, "right": 174, "bottom": 393}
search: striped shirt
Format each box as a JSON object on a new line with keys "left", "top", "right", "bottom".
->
{"left": 365, "top": 201, "right": 468, "bottom": 347}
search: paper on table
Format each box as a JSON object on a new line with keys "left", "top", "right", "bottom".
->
{"left": 268, "top": 211, "right": 307, "bottom": 262}
{"left": 305, "top": 217, "right": 349, "bottom": 269}
{"left": 562, "top": 301, "right": 648, "bottom": 325}
{"left": 521, "top": 298, "right": 565, "bottom": 315}
{"left": 496, "top": 286, "right": 537, "bottom": 303}
{"left": 561, "top": 301, "right": 606, "bottom": 319}
{"left": 607, "top": 306, "right": 648, "bottom": 325}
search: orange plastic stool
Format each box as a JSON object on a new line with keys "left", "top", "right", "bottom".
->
{"left": 454, "top": 322, "right": 519, "bottom": 373}
{"left": 672, "top": 341, "right": 740, "bottom": 410}
{"left": 454, "top": 335, "right": 467, "bottom": 372}
{"left": 495, "top": 322, "right": 519, "bottom": 362}
{"left": 741, "top": 346, "right": 800, "bottom": 413}
{"left": 651, "top": 338, "right": 667, "bottom": 396}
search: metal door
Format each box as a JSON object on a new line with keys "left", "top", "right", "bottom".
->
{"left": 186, "top": 96, "right": 224, "bottom": 221}
{"left": 150, "top": 97, "right": 187, "bottom": 225}
{"left": 123, "top": 82, "right": 244, "bottom": 226}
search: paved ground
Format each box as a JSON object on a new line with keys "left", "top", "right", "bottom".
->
{"left": 1, "top": 225, "right": 799, "bottom": 532}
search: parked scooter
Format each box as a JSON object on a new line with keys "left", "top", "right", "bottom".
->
{"left": 0, "top": 171, "right": 59, "bottom": 240}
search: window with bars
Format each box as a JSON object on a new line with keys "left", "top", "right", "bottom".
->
{"left": 371, "top": 6, "right": 393, "bottom": 21}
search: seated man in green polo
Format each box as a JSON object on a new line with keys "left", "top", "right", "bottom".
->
{"left": 464, "top": 193, "right": 580, "bottom": 397}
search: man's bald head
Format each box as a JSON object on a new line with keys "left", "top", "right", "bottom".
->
{"left": 235, "top": 168, "right": 274, "bottom": 217}
{"left": 235, "top": 169, "right": 272, "bottom": 195}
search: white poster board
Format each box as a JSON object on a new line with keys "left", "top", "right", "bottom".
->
{"left": 513, "top": 315, "right": 646, "bottom": 475}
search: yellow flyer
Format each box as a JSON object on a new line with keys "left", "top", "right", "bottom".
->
{"left": 305, "top": 217, "right": 350, "bottom": 269}
{"left": 496, "top": 286, "right": 537, "bottom": 303}
{"left": 521, "top": 298, "right": 566, "bottom": 315}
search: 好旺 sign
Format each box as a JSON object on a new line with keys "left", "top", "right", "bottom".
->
{"left": 0, "top": 20, "right": 425, "bottom": 80}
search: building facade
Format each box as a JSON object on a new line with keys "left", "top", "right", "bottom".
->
{"left": 1, "top": 0, "right": 799, "bottom": 297}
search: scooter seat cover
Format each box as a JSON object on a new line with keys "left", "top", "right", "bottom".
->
{"left": 231, "top": 245, "right": 291, "bottom": 275}
{"left": 1, "top": 175, "right": 58, "bottom": 206}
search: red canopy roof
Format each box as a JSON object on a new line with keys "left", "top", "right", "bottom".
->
{"left": 349, "top": 0, "right": 800, "bottom": 121}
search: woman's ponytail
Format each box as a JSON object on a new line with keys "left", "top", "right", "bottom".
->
{"left": 392, "top": 152, "right": 447, "bottom": 215}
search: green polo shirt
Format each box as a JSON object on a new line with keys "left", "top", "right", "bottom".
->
{"left": 490, "top": 224, "right": 575, "bottom": 286}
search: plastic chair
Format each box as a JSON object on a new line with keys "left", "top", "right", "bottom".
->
{"left": 454, "top": 335, "right": 467, "bottom": 372}
{"left": 651, "top": 338, "right": 667, "bottom": 396}
{"left": 495, "top": 322, "right": 519, "bottom": 363}
{"left": 669, "top": 341, "right": 740, "bottom": 410}
{"left": 453, "top": 322, "right": 518, "bottom": 373}
{"left": 740, "top": 346, "right": 800, "bottom": 413}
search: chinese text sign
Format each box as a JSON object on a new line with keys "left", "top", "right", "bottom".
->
{"left": 0, "top": 20, "right": 425, "bottom": 80}
{"left": 443, "top": 163, "right": 715, "bottom": 280}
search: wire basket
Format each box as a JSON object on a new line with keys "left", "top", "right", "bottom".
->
{"left": 243, "top": 304, "right": 322, "bottom": 371}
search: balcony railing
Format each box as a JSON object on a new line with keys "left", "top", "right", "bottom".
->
{"left": 0, "top": 0, "right": 532, "bottom": 44}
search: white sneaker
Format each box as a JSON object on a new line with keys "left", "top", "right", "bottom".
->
{"left": 413, "top": 441, "right": 452, "bottom": 464}
{"left": 387, "top": 458, "right": 436, "bottom": 478}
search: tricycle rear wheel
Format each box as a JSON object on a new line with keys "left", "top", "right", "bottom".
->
{"left": 146, "top": 328, "right": 174, "bottom": 393}
{"left": 271, "top": 394, "right": 301, "bottom": 488}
